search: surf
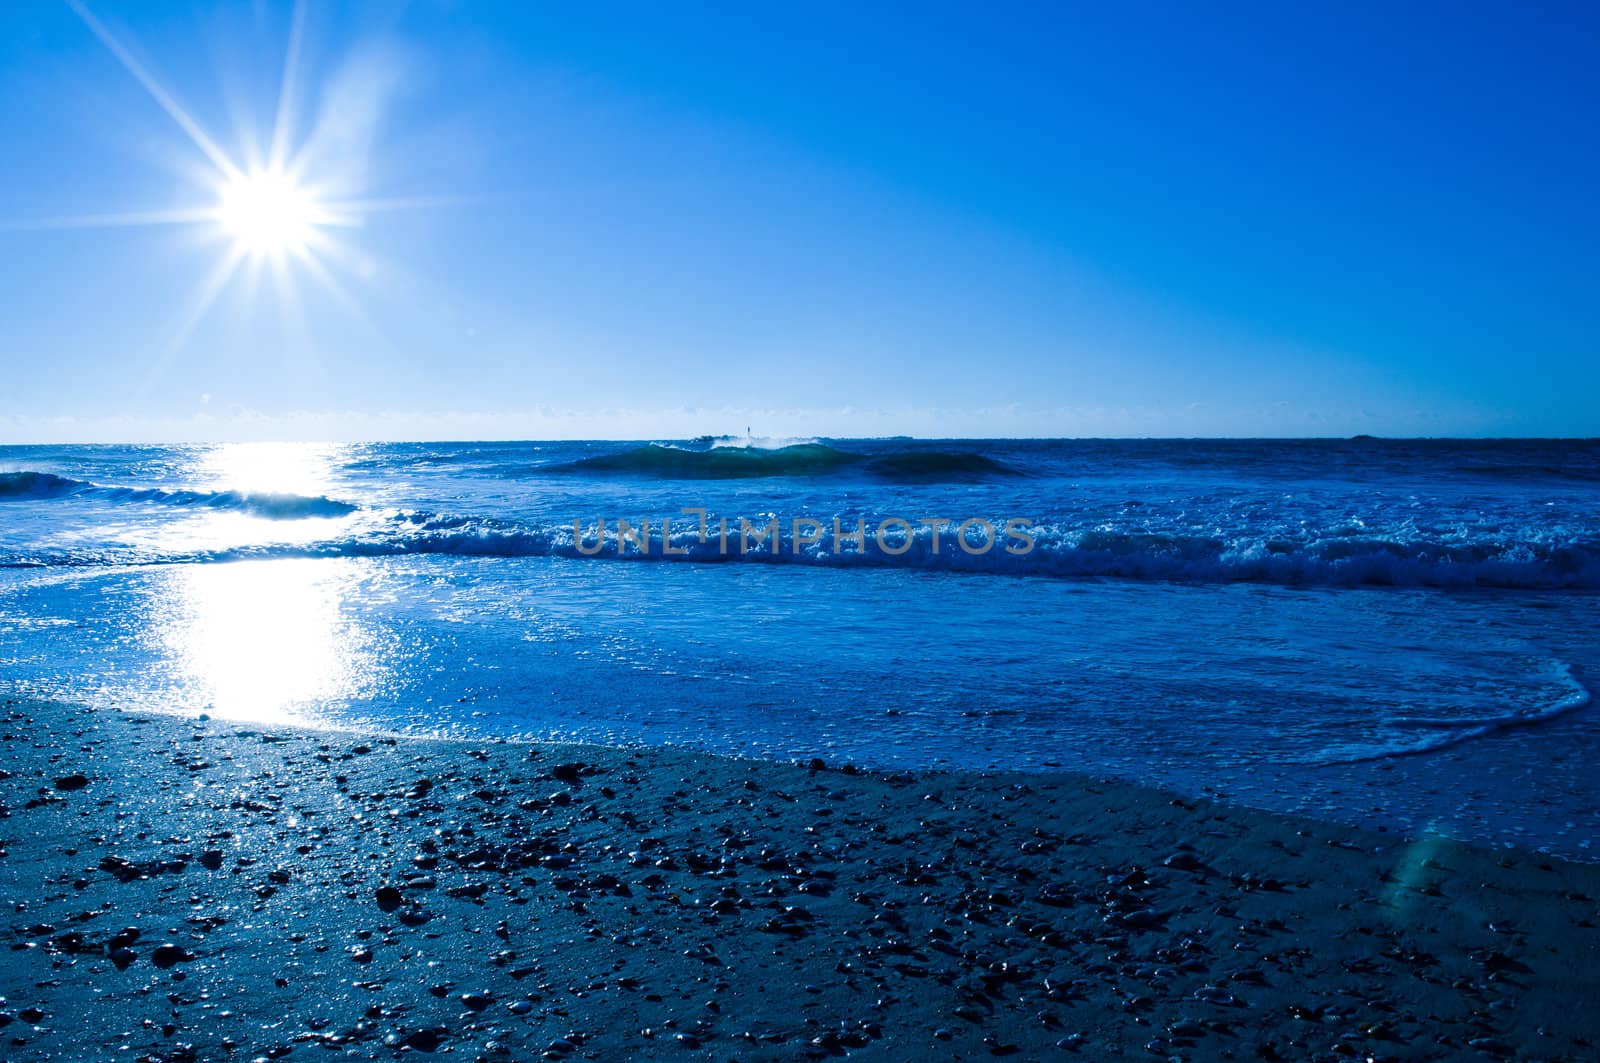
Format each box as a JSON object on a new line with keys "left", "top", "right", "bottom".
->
{"left": 0, "top": 469, "right": 357, "bottom": 520}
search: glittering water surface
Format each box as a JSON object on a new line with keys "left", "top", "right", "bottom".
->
{"left": 2, "top": 440, "right": 1597, "bottom": 857}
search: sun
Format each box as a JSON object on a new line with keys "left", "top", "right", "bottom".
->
{"left": 217, "top": 168, "right": 327, "bottom": 258}
{"left": 48, "top": 1, "right": 444, "bottom": 351}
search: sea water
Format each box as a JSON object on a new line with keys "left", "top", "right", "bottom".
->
{"left": 2, "top": 438, "right": 1597, "bottom": 857}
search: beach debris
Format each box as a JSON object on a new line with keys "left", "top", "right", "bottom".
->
{"left": 551, "top": 762, "right": 587, "bottom": 784}
{"left": 1163, "top": 850, "right": 1211, "bottom": 872}
{"left": 2, "top": 697, "right": 1597, "bottom": 1061}
{"left": 149, "top": 944, "right": 195, "bottom": 969}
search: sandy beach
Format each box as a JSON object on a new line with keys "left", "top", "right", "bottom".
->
{"left": 0, "top": 695, "right": 1596, "bottom": 1061}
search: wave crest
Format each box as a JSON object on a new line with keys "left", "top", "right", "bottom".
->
{"left": 0, "top": 469, "right": 356, "bottom": 520}
{"left": 0, "top": 471, "right": 92, "bottom": 499}
{"left": 545, "top": 443, "right": 1017, "bottom": 481}
{"left": 11, "top": 510, "right": 1598, "bottom": 589}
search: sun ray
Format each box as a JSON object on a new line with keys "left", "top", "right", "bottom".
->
{"left": 318, "top": 193, "right": 466, "bottom": 217}
{"left": 268, "top": 251, "right": 326, "bottom": 395}
{"left": 295, "top": 241, "right": 384, "bottom": 340}
{"left": 126, "top": 242, "right": 249, "bottom": 407}
{"left": 167, "top": 243, "right": 249, "bottom": 354}
{"left": 269, "top": 0, "right": 309, "bottom": 172}
{"left": 0, "top": 207, "right": 221, "bottom": 232}
{"left": 55, "top": 1, "right": 452, "bottom": 369}
{"left": 66, "top": 0, "right": 243, "bottom": 183}
{"left": 237, "top": 252, "right": 269, "bottom": 321}
{"left": 269, "top": 253, "right": 304, "bottom": 341}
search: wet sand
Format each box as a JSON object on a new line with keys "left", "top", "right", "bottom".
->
{"left": 2, "top": 695, "right": 1598, "bottom": 1061}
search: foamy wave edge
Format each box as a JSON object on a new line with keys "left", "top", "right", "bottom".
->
{"left": 5, "top": 511, "right": 1600, "bottom": 589}
{"left": 1313, "top": 660, "right": 1593, "bottom": 765}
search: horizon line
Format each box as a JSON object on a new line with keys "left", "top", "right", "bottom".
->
{"left": 4, "top": 434, "right": 1600, "bottom": 447}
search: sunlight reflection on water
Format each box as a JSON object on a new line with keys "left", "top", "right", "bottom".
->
{"left": 194, "top": 441, "right": 348, "bottom": 496}
{"left": 158, "top": 559, "right": 380, "bottom": 725}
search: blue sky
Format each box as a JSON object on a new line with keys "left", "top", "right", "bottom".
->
{"left": 2, "top": 1, "right": 1596, "bottom": 440}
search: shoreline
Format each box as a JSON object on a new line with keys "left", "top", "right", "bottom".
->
{"left": 3, "top": 696, "right": 1598, "bottom": 1060}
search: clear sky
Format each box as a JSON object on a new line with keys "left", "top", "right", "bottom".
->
{"left": 2, "top": 1, "right": 1597, "bottom": 441}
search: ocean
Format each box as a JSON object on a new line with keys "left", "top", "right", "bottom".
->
{"left": 2, "top": 437, "right": 1597, "bottom": 857}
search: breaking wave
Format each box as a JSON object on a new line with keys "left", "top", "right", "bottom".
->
{"left": 0, "top": 470, "right": 357, "bottom": 520}
{"left": 544, "top": 443, "right": 1018, "bottom": 481}
{"left": 0, "top": 471, "right": 85, "bottom": 499}
{"left": 7, "top": 506, "right": 1599, "bottom": 589}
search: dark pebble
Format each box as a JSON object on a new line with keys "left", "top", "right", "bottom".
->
{"left": 404, "top": 1028, "right": 444, "bottom": 1051}
{"left": 150, "top": 944, "right": 195, "bottom": 969}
